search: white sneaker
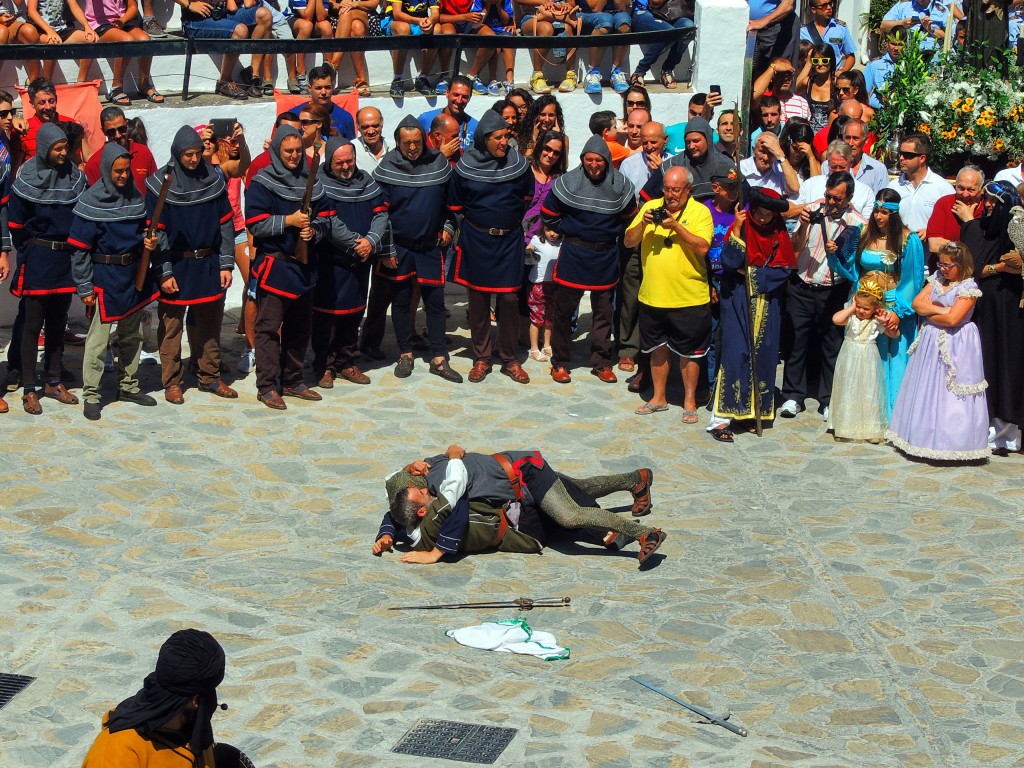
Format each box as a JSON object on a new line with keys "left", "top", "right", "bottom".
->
{"left": 821, "top": 406, "right": 830, "bottom": 422}
{"left": 138, "top": 350, "right": 160, "bottom": 366}
{"left": 237, "top": 347, "right": 255, "bottom": 375}
{"left": 778, "top": 399, "right": 804, "bottom": 418}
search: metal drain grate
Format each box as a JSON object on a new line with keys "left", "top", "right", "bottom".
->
{"left": 392, "top": 719, "right": 517, "bottom": 764}
{"left": 0, "top": 674, "right": 35, "bottom": 711}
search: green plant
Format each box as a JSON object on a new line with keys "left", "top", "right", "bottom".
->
{"left": 870, "top": 31, "right": 931, "bottom": 143}
{"left": 860, "top": 0, "right": 899, "bottom": 35}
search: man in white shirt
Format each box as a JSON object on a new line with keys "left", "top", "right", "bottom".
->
{"left": 994, "top": 165, "right": 1023, "bottom": 189}
{"left": 822, "top": 119, "right": 889, "bottom": 193}
{"left": 739, "top": 132, "right": 800, "bottom": 198}
{"left": 805, "top": 140, "right": 875, "bottom": 219}
{"left": 781, "top": 170, "right": 867, "bottom": 421}
{"left": 886, "top": 133, "right": 954, "bottom": 239}
{"left": 351, "top": 107, "right": 390, "bottom": 169}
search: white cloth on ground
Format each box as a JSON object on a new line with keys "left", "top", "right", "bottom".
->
{"left": 446, "top": 619, "right": 570, "bottom": 660}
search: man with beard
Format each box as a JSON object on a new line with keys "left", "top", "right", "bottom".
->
{"left": 8, "top": 123, "right": 86, "bottom": 415}
{"left": 84, "top": 106, "right": 158, "bottom": 194}
{"left": 312, "top": 137, "right": 391, "bottom": 388}
{"left": 368, "top": 116, "right": 459, "bottom": 381}
{"left": 451, "top": 110, "right": 534, "bottom": 384}
{"left": 641, "top": 117, "right": 734, "bottom": 204}
{"left": 70, "top": 144, "right": 161, "bottom": 420}
{"left": 81, "top": 629, "right": 249, "bottom": 768}
{"left": 543, "top": 136, "right": 637, "bottom": 384}
{"left": 246, "top": 126, "right": 331, "bottom": 410}
{"left": 375, "top": 446, "right": 665, "bottom": 566}
{"left": 146, "top": 126, "right": 237, "bottom": 405}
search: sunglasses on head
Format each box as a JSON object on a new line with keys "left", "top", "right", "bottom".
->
{"left": 810, "top": 57, "right": 831, "bottom": 65}
{"left": 105, "top": 125, "right": 129, "bottom": 137}
{"left": 0, "top": 108, "right": 15, "bottom": 119}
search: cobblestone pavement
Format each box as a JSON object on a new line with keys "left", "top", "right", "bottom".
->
{"left": 1, "top": 296, "right": 1022, "bottom": 768}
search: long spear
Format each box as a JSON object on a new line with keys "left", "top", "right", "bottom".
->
{"left": 388, "top": 596, "right": 571, "bottom": 611}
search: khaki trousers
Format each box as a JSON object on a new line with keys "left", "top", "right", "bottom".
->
{"left": 82, "top": 307, "right": 145, "bottom": 403}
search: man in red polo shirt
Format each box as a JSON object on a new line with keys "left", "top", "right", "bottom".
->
{"left": 925, "top": 165, "right": 985, "bottom": 270}
{"left": 19, "top": 78, "right": 82, "bottom": 163}
{"left": 83, "top": 107, "right": 157, "bottom": 194}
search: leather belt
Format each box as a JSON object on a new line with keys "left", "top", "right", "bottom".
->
{"left": 563, "top": 235, "right": 615, "bottom": 251}
{"left": 170, "top": 248, "right": 215, "bottom": 259}
{"left": 491, "top": 453, "right": 524, "bottom": 501}
{"left": 394, "top": 235, "right": 439, "bottom": 251}
{"left": 265, "top": 251, "right": 304, "bottom": 264}
{"left": 92, "top": 251, "right": 138, "bottom": 265}
{"left": 465, "top": 219, "right": 514, "bottom": 237}
{"left": 488, "top": 505, "right": 510, "bottom": 550}
{"left": 28, "top": 237, "right": 74, "bottom": 252}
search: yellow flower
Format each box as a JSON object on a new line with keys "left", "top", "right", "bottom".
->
{"left": 994, "top": 138, "right": 1006, "bottom": 152}
{"left": 918, "top": 123, "right": 932, "bottom": 134}
{"left": 952, "top": 98, "right": 963, "bottom": 108}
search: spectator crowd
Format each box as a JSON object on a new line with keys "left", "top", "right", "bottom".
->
{"left": 1, "top": 0, "right": 1023, "bottom": 464}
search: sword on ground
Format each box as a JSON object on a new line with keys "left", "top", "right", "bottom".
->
{"left": 388, "top": 596, "right": 571, "bottom": 611}
{"left": 630, "top": 676, "right": 748, "bottom": 737}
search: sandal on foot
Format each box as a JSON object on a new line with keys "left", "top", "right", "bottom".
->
{"left": 354, "top": 80, "right": 371, "bottom": 97}
{"left": 529, "top": 349, "right": 549, "bottom": 362}
{"left": 637, "top": 528, "right": 667, "bottom": 566}
{"left": 142, "top": 85, "right": 164, "bottom": 103}
{"left": 629, "top": 71, "right": 644, "bottom": 87}
{"left": 681, "top": 409, "right": 699, "bottom": 424}
{"left": 630, "top": 468, "right": 653, "bottom": 517}
{"left": 660, "top": 71, "right": 678, "bottom": 89}
{"left": 709, "top": 426, "right": 734, "bottom": 443}
{"left": 106, "top": 86, "right": 131, "bottom": 106}
{"left": 635, "top": 402, "right": 668, "bottom": 415}
{"left": 44, "top": 382, "right": 79, "bottom": 405}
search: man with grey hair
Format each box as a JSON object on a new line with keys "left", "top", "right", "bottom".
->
{"left": 797, "top": 140, "right": 874, "bottom": 220}
{"left": 822, "top": 119, "right": 888, "bottom": 194}
{"left": 926, "top": 165, "right": 986, "bottom": 268}
{"left": 781, "top": 170, "right": 866, "bottom": 421}
{"left": 739, "top": 131, "right": 800, "bottom": 198}
{"left": 351, "top": 107, "right": 389, "bottom": 169}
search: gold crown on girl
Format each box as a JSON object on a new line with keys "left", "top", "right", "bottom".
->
{"left": 856, "top": 278, "right": 885, "bottom": 303}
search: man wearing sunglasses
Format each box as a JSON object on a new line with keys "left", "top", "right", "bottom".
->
{"left": 800, "top": 0, "right": 855, "bottom": 73}
{"left": 886, "top": 133, "right": 953, "bottom": 241}
{"left": 83, "top": 107, "right": 157, "bottom": 195}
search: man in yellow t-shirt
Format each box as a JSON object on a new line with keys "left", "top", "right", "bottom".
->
{"left": 623, "top": 165, "right": 714, "bottom": 423}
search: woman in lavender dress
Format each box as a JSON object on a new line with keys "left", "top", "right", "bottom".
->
{"left": 886, "top": 242, "right": 989, "bottom": 461}
{"left": 522, "top": 130, "right": 566, "bottom": 243}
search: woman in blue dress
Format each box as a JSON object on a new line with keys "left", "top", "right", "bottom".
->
{"left": 830, "top": 188, "right": 924, "bottom": 415}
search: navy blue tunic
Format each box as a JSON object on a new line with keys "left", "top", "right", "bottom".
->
{"left": 68, "top": 216, "right": 159, "bottom": 322}
{"left": 450, "top": 170, "right": 533, "bottom": 292}
{"left": 541, "top": 191, "right": 636, "bottom": 291}
{"left": 146, "top": 189, "right": 233, "bottom": 306}
{"left": 8, "top": 193, "right": 77, "bottom": 297}
{"left": 245, "top": 180, "right": 329, "bottom": 300}
{"left": 314, "top": 192, "right": 388, "bottom": 314}
{"left": 376, "top": 181, "right": 450, "bottom": 285}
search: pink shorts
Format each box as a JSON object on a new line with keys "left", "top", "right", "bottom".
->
{"left": 528, "top": 282, "right": 555, "bottom": 327}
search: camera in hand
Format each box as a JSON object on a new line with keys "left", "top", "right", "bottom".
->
{"left": 651, "top": 206, "right": 668, "bottom": 224}
{"left": 808, "top": 207, "right": 826, "bottom": 225}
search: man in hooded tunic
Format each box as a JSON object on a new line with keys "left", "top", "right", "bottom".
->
{"left": 370, "top": 115, "right": 460, "bottom": 382}
{"left": 312, "top": 136, "right": 392, "bottom": 387}
{"left": 246, "top": 125, "right": 333, "bottom": 410}
{"left": 541, "top": 136, "right": 637, "bottom": 384}
{"left": 450, "top": 110, "right": 534, "bottom": 385}
{"left": 69, "top": 143, "right": 161, "bottom": 420}
{"left": 145, "top": 126, "right": 237, "bottom": 405}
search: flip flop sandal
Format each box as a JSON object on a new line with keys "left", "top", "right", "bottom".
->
{"left": 637, "top": 528, "right": 666, "bottom": 566}
{"left": 681, "top": 409, "right": 699, "bottom": 424}
{"left": 106, "top": 86, "right": 131, "bottom": 106}
{"left": 709, "top": 426, "right": 734, "bottom": 443}
{"left": 635, "top": 402, "right": 668, "bottom": 415}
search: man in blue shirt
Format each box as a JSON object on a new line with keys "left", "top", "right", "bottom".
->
{"left": 418, "top": 75, "right": 479, "bottom": 151}
{"left": 864, "top": 30, "right": 905, "bottom": 110}
{"left": 305, "top": 66, "right": 356, "bottom": 140}
{"left": 747, "top": 0, "right": 799, "bottom": 79}
{"left": 880, "top": 0, "right": 961, "bottom": 52}
{"left": 800, "top": 0, "right": 856, "bottom": 72}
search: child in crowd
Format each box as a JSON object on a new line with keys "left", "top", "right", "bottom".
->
{"left": 26, "top": 0, "right": 97, "bottom": 81}
{"left": 827, "top": 274, "right": 898, "bottom": 443}
{"left": 886, "top": 242, "right": 989, "bottom": 461}
{"left": 525, "top": 223, "right": 560, "bottom": 362}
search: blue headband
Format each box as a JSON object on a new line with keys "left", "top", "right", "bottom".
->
{"left": 874, "top": 202, "right": 900, "bottom": 212}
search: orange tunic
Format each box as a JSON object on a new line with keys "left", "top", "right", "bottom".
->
{"left": 81, "top": 712, "right": 215, "bottom": 768}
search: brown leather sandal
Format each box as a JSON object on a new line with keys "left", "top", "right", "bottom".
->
{"left": 23, "top": 391, "right": 42, "bottom": 415}
{"left": 44, "top": 382, "right": 79, "bottom": 405}
{"left": 637, "top": 528, "right": 667, "bottom": 566}
{"left": 630, "top": 468, "right": 653, "bottom": 517}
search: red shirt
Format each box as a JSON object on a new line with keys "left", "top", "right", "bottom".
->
{"left": 83, "top": 140, "right": 158, "bottom": 196}
{"left": 22, "top": 113, "right": 79, "bottom": 160}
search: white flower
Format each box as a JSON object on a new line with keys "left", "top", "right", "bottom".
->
{"left": 880, "top": 250, "right": 898, "bottom": 267}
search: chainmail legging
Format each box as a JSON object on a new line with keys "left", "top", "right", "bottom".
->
{"left": 541, "top": 471, "right": 654, "bottom": 539}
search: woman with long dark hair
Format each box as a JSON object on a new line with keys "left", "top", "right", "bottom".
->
{"left": 522, "top": 130, "right": 567, "bottom": 243}
{"left": 515, "top": 94, "right": 564, "bottom": 158}
{"left": 797, "top": 43, "right": 837, "bottom": 133}
{"left": 829, "top": 187, "right": 925, "bottom": 414}
{"left": 835, "top": 69, "right": 875, "bottom": 123}
{"left": 778, "top": 118, "right": 820, "bottom": 181}
{"left": 963, "top": 180, "right": 1024, "bottom": 454}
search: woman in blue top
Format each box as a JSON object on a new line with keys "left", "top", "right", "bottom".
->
{"left": 829, "top": 187, "right": 924, "bottom": 415}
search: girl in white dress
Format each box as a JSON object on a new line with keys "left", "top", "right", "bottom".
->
{"left": 828, "top": 274, "right": 900, "bottom": 442}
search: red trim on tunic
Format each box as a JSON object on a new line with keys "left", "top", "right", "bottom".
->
{"left": 158, "top": 291, "right": 226, "bottom": 306}
{"left": 96, "top": 286, "right": 161, "bottom": 323}
{"left": 67, "top": 237, "right": 92, "bottom": 250}
{"left": 552, "top": 262, "right": 617, "bottom": 291}
{"left": 416, "top": 250, "right": 446, "bottom": 286}
{"left": 245, "top": 213, "right": 271, "bottom": 226}
{"left": 219, "top": 212, "right": 233, "bottom": 223}
{"left": 312, "top": 303, "right": 367, "bottom": 315}
{"left": 8, "top": 220, "right": 24, "bottom": 229}
{"left": 452, "top": 246, "right": 518, "bottom": 293}
{"left": 256, "top": 255, "right": 302, "bottom": 299}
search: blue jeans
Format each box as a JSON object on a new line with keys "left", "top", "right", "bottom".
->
{"left": 631, "top": 12, "right": 693, "bottom": 75}
{"left": 581, "top": 10, "right": 631, "bottom": 32}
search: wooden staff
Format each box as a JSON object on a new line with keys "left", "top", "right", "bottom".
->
{"left": 138, "top": 169, "right": 172, "bottom": 291}
{"left": 292, "top": 140, "right": 323, "bottom": 266}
